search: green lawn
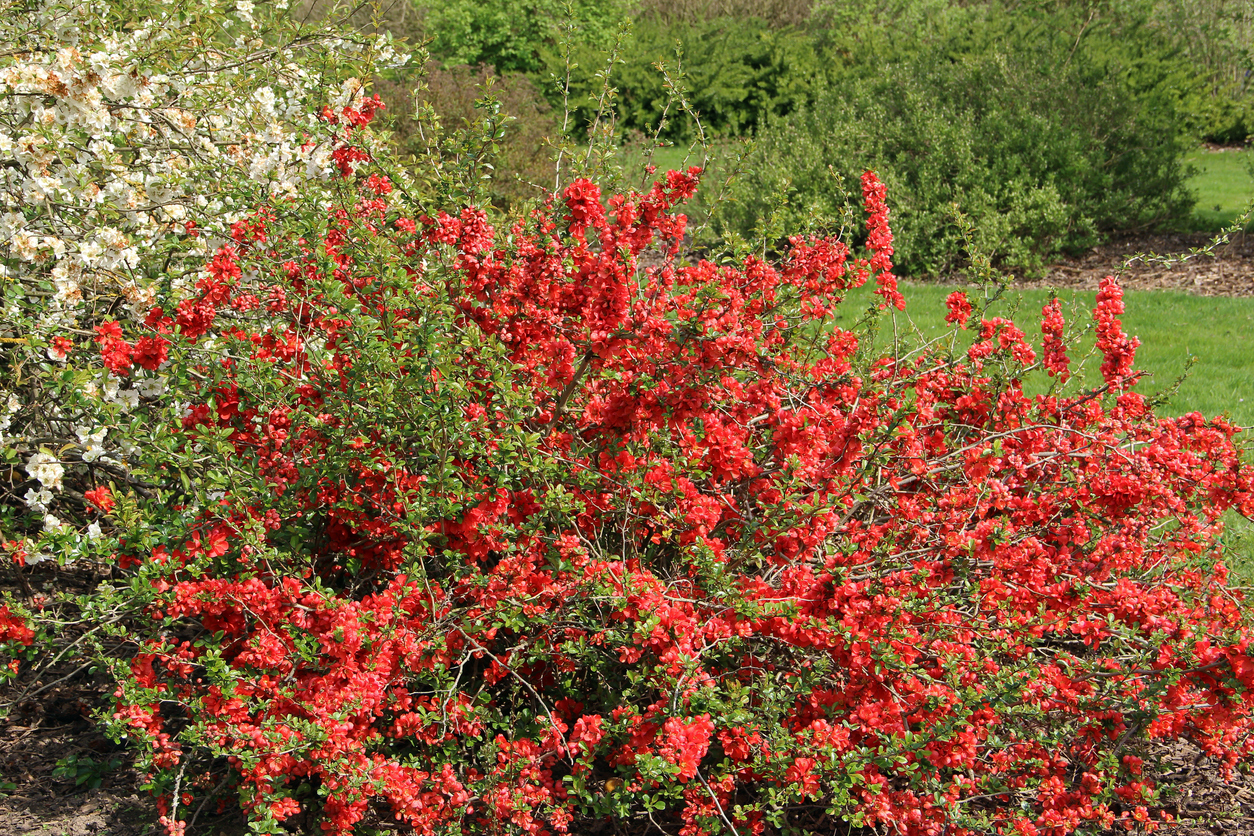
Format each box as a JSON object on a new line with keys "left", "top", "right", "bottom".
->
{"left": 828, "top": 281, "right": 1254, "bottom": 426}
{"left": 1185, "top": 146, "right": 1254, "bottom": 231}
{"left": 610, "top": 139, "right": 727, "bottom": 193}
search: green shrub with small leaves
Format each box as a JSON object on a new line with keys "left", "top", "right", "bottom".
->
{"left": 544, "top": 15, "right": 824, "bottom": 145}
{"left": 715, "top": 23, "right": 1194, "bottom": 274}
{"left": 419, "top": 0, "right": 631, "bottom": 75}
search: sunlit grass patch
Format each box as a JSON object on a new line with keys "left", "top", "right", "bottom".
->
{"left": 827, "top": 281, "right": 1254, "bottom": 427}
{"left": 1185, "top": 146, "right": 1254, "bottom": 231}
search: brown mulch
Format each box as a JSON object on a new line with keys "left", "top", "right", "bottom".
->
{"left": 2, "top": 231, "right": 1254, "bottom": 835}
{"left": 1147, "top": 740, "right": 1254, "bottom": 835}
{"left": 1014, "top": 230, "right": 1254, "bottom": 297}
{"left": 0, "top": 560, "right": 162, "bottom": 836}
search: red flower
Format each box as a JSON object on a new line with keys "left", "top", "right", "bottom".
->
{"left": 659, "top": 715, "right": 714, "bottom": 781}
{"left": 0, "top": 605, "right": 34, "bottom": 646}
{"left": 94, "top": 321, "right": 133, "bottom": 374}
{"left": 133, "top": 336, "right": 170, "bottom": 371}
{"left": 364, "top": 173, "right": 393, "bottom": 195}
{"left": 1041, "top": 297, "right": 1071, "bottom": 381}
{"left": 84, "top": 486, "right": 116, "bottom": 514}
{"left": 862, "top": 170, "right": 905, "bottom": 311}
{"left": 569, "top": 714, "right": 604, "bottom": 757}
{"left": 563, "top": 178, "right": 604, "bottom": 238}
{"left": 786, "top": 756, "right": 820, "bottom": 799}
{"left": 945, "top": 291, "right": 973, "bottom": 329}
{"left": 48, "top": 336, "right": 73, "bottom": 361}
{"left": 1094, "top": 277, "right": 1140, "bottom": 389}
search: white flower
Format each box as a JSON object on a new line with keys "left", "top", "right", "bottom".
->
{"left": 331, "top": 77, "right": 363, "bottom": 111}
{"left": 115, "top": 388, "right": 139, "bottom": 411}
{"left": 25, "top": 487, "right": 53, "bottom": 512}
{"left": 26, "top": 451, "right": 64, "bottom": 489}
{"left": 77, "top": 240, "right": 104, "bottom": 266}
{"left": 120, "top": 279, "right": 157, "bottom": 315}
{"left": 56, "top": 47, "right": 80, "bottom": 70}
{"left": 12, "top": 231, "right": 38, "bottom": 261}
{"left": 77, "top": 426, "right": 108, "bottom": 462}
{"left": 43, "top": 514, "right": 64, "bottom": 532}
{"left": 51, "top": 265, "right": 81, "bottom": 304}
{"left": 86, "top": 521, "right": 103, "bottom": 540}
{"left": 253, "top": 85, "right": 277, "bottom": 117}
{"left": 101, "top": 373, "right": 120, "bottom": 402}
{"left": 103, "top": 71, "right": 137, "bottom": 99}
{"left": 134, "top": 374, "right": 168, "bottom": 398}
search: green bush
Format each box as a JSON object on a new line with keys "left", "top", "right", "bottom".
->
{"left": 375, "top": 62, "right": 564, "bottom": 210}
{"left": 715, "top": 27, "right": 1194, "bottom": 275}
{"left": 554, "top": 16, "right": 826, "bottom": 141}
{"left": 633, "top": 0, "right": 813, "bottom": 28}
{"left": 1139, "top": 0, "right": 1254, "bottom": 143}
{"left": 419, "top": 0, "right": 630, "bottom": 75}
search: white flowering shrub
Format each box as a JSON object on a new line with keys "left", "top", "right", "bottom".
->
{"left": 0, "top": 0, "right": 411, "bottom": 564}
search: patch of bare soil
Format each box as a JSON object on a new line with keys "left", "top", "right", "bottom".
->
{"left": 3, "top": 230, "right": 1254, "bottom": 836}
{"left": 0, "top": 560, "right": 160, "bottom": 836}
{"left": 0, "top": 656, "right": 155, "bottom": 835}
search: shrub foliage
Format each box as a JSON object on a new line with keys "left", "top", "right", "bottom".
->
{"left": 374, "top": 61, "right": 563, "bottom": 210}
{"left": 557, "top": 17, "right": 825, "bottom": 141}
{"left": 715, "top": 32, "right": 1195, "bottom": 274}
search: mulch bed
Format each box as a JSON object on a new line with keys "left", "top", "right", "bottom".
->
{"left": 1014, "top": 231, "right": 1254, "bottom": 298}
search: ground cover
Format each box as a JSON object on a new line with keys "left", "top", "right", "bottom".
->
{"left": 1185, "top": 147, "right": 1254, "bottom": 231}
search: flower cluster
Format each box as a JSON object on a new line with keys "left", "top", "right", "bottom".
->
{"left": 1094, "top": 277, "right": 1142, "bottom": 389}
{"left": 1041, "top": 296, "right": 1072, "bottom": 382}
{"left": 92, "top": 139, "right": 1254, "bottom": 836}
{"left": 860, "top": 170, "right": 905, "bottom": 311}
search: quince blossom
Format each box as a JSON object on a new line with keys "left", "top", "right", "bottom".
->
{"left": 25, "top": 451, "right": 64, "bottom": 490}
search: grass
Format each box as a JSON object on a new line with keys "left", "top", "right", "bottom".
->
{"left": 1223, "top": 512, "right": 1254, "bottom": 584}
{"left": 827, "top": 280, "right": 1254, "bottom": 427}
{"left": 607, "top": 138, "right": 747, "bottom": 201}
{"left": 622, "top": 143, "right": 693, "bottom": 175}
{"left": 1185, "top": 146, "right": 1254, "bottom": 231}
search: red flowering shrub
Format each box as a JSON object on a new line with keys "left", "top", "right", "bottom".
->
{"left": 98, "top": 131, "right": 1254, "bottom": 836}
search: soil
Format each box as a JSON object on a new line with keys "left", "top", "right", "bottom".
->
{"left": 2, "top": 230, "right": 1254, "bottom": 836}
{"left": 0, "top": 559, "right": 159, "bottom": 836}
